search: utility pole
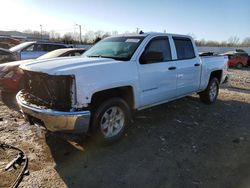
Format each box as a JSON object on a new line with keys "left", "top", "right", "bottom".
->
{"left": 76, "top": 24, "right": 82, "bottom": 44}
{"left": 79, "top": 25, "right": 82, "bottom": 44}
{"left": 136, "top": 28, "right": 140, "bottom": 34}
{"left": 40, "top": 24, "right": 43, "bottom": 40}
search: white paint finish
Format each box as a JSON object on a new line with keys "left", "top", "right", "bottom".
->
{"left": 73, "top": 59, "right": 139, "bottom": 107}
{"left": 199, "top": 55, "right": 228, "bottom": 90}
{"left": 137, "top": 61, "right": 177, "bottom": 107}
{"left": 20, "top": 33, "right": 228, "bottom": 111}
{"left": 175, "top": 57, "right": 201, "bottom": 96}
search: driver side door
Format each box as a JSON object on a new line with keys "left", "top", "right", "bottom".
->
{"left": 138, "top": 37, "right": 177, "bottom": 107}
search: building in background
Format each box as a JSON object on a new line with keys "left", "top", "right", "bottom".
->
{"left": 0, "top": 30, "right": 49, "bottom": 42}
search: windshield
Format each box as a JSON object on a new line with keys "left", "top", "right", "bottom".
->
{"left": 84, "top": 36, "right": 145, "bottom": 61}
{"left": 9, "top": 41, "right": 35, "bottom": 52}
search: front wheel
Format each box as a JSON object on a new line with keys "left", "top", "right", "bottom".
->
{"left": 91, "top": 97, "right": 131, "bottom": 144}
{"left": 199, "top": 77, "right": 219, "bottom": 104}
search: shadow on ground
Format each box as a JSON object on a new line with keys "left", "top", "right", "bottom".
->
{"left": 45, "top": 93, "right": 250, "bottom": 188}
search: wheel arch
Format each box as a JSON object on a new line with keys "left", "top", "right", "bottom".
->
{"left": 209, "top": 70, "right": 222, "bottom": 83}
{"left": 90, "top": 86, "right": 135, "bottom": 110}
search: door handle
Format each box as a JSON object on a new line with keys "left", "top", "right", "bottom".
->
{"left": 168, "top": 67, "right": 176, "bottom": 70}
{"left": 194, "top": 63, "right": 201, "bottom": 66}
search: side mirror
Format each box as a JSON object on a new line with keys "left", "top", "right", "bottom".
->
{"left": 140, "top": 51, "right": 164, "bottom": 64}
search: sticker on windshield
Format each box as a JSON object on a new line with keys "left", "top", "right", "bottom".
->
{"left": 125, "top": 39, "right": 140, "bottom": 43}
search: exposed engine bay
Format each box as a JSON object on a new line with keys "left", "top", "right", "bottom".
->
{"left": 21, "top": 70, "right": 75, "bottom": 111}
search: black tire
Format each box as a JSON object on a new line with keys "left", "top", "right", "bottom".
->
{"left": 91, "top": 97, "right": 131, "bottom": 144}
{"left": 199, "top": 77, "right": 219, "bottom": 104}
{"left": 236, "top": 63, "right": 243, "bottom": 69}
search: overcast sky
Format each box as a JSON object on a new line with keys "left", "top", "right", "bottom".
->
{"left": 1, "top": 0, "right": 249, "bottom": 41}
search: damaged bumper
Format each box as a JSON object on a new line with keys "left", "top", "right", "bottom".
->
{"left": 16, "top": 91, "right": 91, "bottom": 133}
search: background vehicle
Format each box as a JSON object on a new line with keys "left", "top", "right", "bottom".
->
{"left": 199, "top": 51, "right": 217, "bottom": 56}
{"left": 222, "top": 51, "right": 248, "bottom": 69}
{"left": 0, "top": 48, "right": 17, "bottom": 63}
{"left": 0, "top": 48, "right": 86, "bottom": 92}
{"left": 0, "top": 43, "right": 12, "bottom": 49}
{"left": 9, "top": 41, "right": 69, "bottom": 60}
{"left": 0, "top": 36, "right": 20, "bottom": 49}
{"left": 17, "top": 33, "right": 228, "bottom": 143}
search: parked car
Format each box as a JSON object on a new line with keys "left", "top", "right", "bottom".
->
{"left": 0, "top": 42, "right": 12, "bottom": 49}
{"left": 0, "top": 36, "right": 20, "bottom": 47}
{"left": 222, "top": 51, "right": 248, "bottom": 69}
{"left": 9, "top": 41, "right": 69, "bottom": 60}
{"left": 199, "top": 52, "right": 216, "bottom": 56}
{"left": 0, "top": 48, "right": 17, "bottom": 64}
{"left": 16, "top": 33, "right": 228, "bottom": 143}
{"left": 235, "top": 49, "right": 247, "bottom": 53}
{"left": 0, "top": 48, "right": 86, "bottom": 92}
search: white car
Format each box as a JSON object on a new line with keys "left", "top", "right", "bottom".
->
{"left": 16, "top": 33, "right": 228, "bottom": 143}
{"left": 9, "top": 41, "right": 69, "bottom": 60}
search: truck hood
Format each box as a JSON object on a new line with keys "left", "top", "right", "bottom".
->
{"left": 19, "top": 56, "right": 118, "bottom": 75}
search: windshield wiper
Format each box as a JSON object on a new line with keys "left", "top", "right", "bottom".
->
{"left": 87, "top": 55, "right": 102, "bottom": 58}
{"left": 87, "top": 55, "right": 127, "bottom": 61}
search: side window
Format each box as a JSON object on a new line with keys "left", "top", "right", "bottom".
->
{"left": 173, "top": 37, "right": 195, "bottom": 60}
{"left": 36, "top": 44, "right": 45, "bottom": 51}
{"left": 66, "top": 52, "right": 74, "bottom": 57}
{"left": 74, "top": 52, "right": 81, "bottom": 56}
{"left": 51, "top": 45, "right": 65, "bottom": 51}
{"left": 140, "top": 37, "right": 172, "bottom": 64}
{"left": 67, "top": 52, "right": 81, "bottom": 56}
{"left": 44, "top": 44, "right": 65, "bottom": 52}
{"left": 23, "top": 44, "right": 45, "bottom": 52}
{"left": 23, "top": 44, "right": 35, "bottom": 52}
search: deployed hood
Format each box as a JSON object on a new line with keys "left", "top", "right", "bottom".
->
{"left": 19, "top": 56, "right": 118, "bottom": 75}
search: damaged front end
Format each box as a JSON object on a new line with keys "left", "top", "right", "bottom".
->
{"left": 16, "top": 70, "right": 91, "bottom": 133}
{"left": 21, "top": 70, "right": 74, "bottom": 111}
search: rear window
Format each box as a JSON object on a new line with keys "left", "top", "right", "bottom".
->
{"left": 173, "top": 37, "right": 195, "bottom": 60}
{"left": 46, "top": 44, "right": 66, "bottom": 51}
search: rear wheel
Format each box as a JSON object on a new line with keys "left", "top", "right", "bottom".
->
{"left": 91, "top": 97, "right": 130, "bottom": 144}
{"left": 199, "top": 77, "right": 219, "bottom": 104}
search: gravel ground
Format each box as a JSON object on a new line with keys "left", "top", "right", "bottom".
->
{"left": 0, "top": 68, "right": 249, "bottom": 188}
{"left": 227, "top": 68, "right": 250, "bottom": 90}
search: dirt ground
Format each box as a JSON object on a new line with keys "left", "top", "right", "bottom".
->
{"left": 0, "top": 68, "right": 250, "bottom": 188}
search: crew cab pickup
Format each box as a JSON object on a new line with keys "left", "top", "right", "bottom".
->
{"left": 16, "top": 33, "right": 228, "bottom": 143}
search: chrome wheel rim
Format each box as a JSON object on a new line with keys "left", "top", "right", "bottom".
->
{"left": 100, "top": 106, "right": 125, "bottom": 138}
{"left": 209, "top": 82, "right": 218, "bottom": 101}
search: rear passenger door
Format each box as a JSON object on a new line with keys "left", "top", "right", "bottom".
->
{"left": 173, "top": 37, "right": 201, "bottom": 96}
{"left": 138, "top": 36, "right": 177, "bottom": 107}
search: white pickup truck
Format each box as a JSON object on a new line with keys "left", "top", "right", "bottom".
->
{"left": 16, "top": 33, "right": 228, "bottom": 143}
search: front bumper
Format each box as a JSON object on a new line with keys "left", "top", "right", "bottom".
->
{"left": 16, "top": 91, "right": 91, "bottom": 133}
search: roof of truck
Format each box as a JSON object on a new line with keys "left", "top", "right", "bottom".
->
{"left": 116, "top": 32, "right": 193, "bottom": 39}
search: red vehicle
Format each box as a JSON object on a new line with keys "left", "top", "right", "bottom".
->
{"left": 0, "top": 48, "right": 86, "bottom": 92}
{"left": 223, "top": 51, "right": 248, "bottom": 69}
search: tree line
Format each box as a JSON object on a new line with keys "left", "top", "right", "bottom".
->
{"left": 23, "top": 29, "right": 250, "bottom": 47}
{"left": 195, "top": 36, "right": 250, "bottom": 47}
